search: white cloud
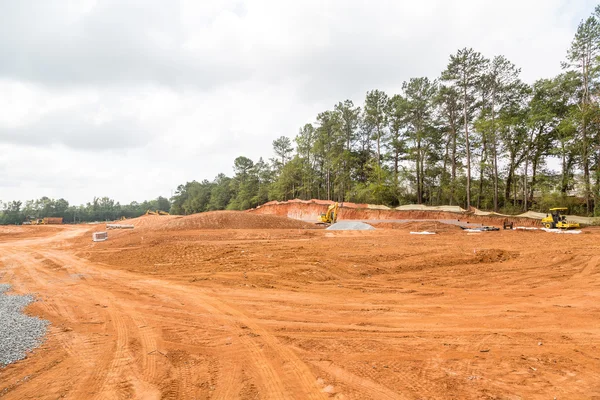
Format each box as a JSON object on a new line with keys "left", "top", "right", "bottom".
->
{"left": 0, "top": 0, "right": 597, "bottom": 204}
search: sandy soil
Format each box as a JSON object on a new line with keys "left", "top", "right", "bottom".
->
{"left": 1, "top": 215, "right": 599, "bottom": 399}
{"left": 250, "top": 202, "right": 542, "bottom": 228}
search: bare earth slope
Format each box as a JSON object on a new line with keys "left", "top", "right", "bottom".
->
{"left": 0, "top": 219, "right": 599, "bottom": 399}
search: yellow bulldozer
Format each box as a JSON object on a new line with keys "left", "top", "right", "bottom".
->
{"left": 541, "top": 208, "right": 580, "bottom": 229}
{"left": 317, "top": 202, "right": 339, "bottom": 225}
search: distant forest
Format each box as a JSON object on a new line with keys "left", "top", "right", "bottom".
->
{"left": 0, "top": 197, "right": 171, "bottom": 225}
{"left": 2, "top": 6, "right": 600, "bottom": 225}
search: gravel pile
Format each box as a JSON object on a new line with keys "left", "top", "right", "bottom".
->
{"left": 326, "top": 221, "right": 375, "bottom": 231}
{"left": 0, "top": 284, "right": 49, "bottom": 367}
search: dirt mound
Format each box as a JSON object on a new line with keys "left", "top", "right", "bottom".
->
{"left": 119, "top": 215, "right": 178, "bottom": 229}
{"left": 473, "top": 249, "right": 518, "bottom": 263}
{"left": 161, "top": 211, "right": 318, "bottom": 230}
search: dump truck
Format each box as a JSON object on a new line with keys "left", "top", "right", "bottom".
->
{"left": 541, "top": 208, "right": 580, "bottom": 229}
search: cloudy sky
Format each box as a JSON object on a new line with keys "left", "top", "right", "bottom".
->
{"left": 0, "top": 0, "right": 596, "bottom": 205}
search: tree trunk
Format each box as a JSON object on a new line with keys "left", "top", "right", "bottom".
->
{"left": 491, "top": 93, "right": 499, "bottom": 212}
{"left": 530, "top": 155, "right": 538, "bottom": 206}
{"left": 420, "top": 147, "right": 426, "bottom": 204}
{"left": 561, "top": 143, "right": 568, "bottom": 194}
{"left": 582, "top": 54, "right": 591, "bottom": 213}
{"left": 394, "top": 134, "right": 400, "bottom": 188}
{"left": 596, "top": 149, "right": 600, "bottom": 215}
{"left": 505, "top": 162, "right": 515, "bottom": 207}
{"left": 438, "top": 133, "right": 451, "bottom": 205}
{"left": 450, "top": 116, "right": 457, "bottom": 206}
{"left": 462, "top": 82, "right": 472, "bottom": 209}
{"left": 523, "top": 159, "right": 529, "bottom": 211}
{"left": 513, "top": 172, "right": 518, "bottom": 208}
{"left": 416, "top": 137, "right": 422, "bottom": 204}
{"left": 376, "top": 126, "right": 381, "bottom": 183}
{"left": 477, "top": 134, "right": 487, "bottom": 209}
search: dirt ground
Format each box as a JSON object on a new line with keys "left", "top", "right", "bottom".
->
{"left": 1, "top": 213, "right": 599, "bottom": 399}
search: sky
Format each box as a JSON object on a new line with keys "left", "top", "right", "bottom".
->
{"left": 0, "top": 0, "right": 596, "bottom": 205}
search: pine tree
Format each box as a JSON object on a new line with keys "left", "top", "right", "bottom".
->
{"left": 442, "top": 48, "right": 488, "bottom": 209}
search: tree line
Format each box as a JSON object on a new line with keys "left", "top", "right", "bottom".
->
{"left": 172, "top": 6, "right": 600, "bottom": 217}
{"left": 0, "top": 196, "right": 171, "bottom": 225}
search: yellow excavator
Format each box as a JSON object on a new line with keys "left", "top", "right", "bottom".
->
{"left": 541, "top": 207, "right": 580, "bottom": 229}
{"left": 317, "top": 202, "right": 339, "bottom": 225}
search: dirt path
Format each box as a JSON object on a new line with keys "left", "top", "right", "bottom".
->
{"left": 1, "top": 225, "right": 600, "bottom": 399}
{"left": 0, "top": 228, "right": 327, "bottom": 399}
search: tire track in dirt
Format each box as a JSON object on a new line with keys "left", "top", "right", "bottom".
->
{"left": 42, "top": 249, "right": 324, "bottom": 399}
{"left": 312, "top": 360, "right": 406, "bottom": 399}
{"left": 210, "top": 354, "right": 241, "bottom": 399}
{"left": 0, "top": 245, "right": 164, "bottom": 399}
{"left": 169, "top": 285, "right": 326, "bottom": 399}
{"left": 575, "top": 255, "right": 600, "bottom": 278}
{"left": 42, "top": 251, "right": 164, "bottom": 400}
{"left": 0, "top": 249, "right": 115, "bottom": 399}
{"left": 25, "top": 251, "right": 122, "bottom": 399}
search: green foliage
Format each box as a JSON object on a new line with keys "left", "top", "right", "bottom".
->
{"left": 0, "top": 196, "right": 172, "bottom": 224}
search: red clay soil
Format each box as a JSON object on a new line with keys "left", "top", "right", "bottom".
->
{"left": 250, "top": 200, "right": 541, "bottom": 227}
{"left": 0, "top": 225, "right": 63, "bottom": 240}
{"left": 160, "top": 210, "right": 319, "bottom": 230}
{"left": 118, "top": 211, "right": 318, "bottom": 231}
{"left": 370, "top": 221, "right": 462, "bottom": 232}
{"left": 2, "top": 221, "right": 600, "bottom": 399}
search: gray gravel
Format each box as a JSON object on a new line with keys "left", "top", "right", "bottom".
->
{"left": 0, "top": 284, "right": 49, "bottom": 367}
{"left": 326, "top": 221, "right": 375, "bottom": 231}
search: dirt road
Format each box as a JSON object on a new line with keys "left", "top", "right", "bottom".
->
{"left": 1, "top": 223, "right": 600, "bottom": 399}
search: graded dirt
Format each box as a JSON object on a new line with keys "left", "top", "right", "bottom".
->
{"left": 1, "top": 211, "right": 599, "bottom": 399}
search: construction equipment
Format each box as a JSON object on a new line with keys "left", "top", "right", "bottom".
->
{"left": 503, "top": 220, "right": 514, "bottom": 230}
{"left": 42, "top": 217, "right": 63, "bottom": 225}
{"left": 145, "top": 210, "right": 170, "bottom": 216}
{"left": 541, "top": 208, "right": 580, "bottom": 229}
{"left": 459, "top": 225, "right": 500, "bottom": 232}
{"left": 318, "top": 202, "right": 339, "bottom": 225}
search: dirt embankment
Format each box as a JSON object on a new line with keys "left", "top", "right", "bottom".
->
{"left": 370, "top": 221, "right": 462, "bottom": 232}
{"left": 250, "top": 200, "right": 541, "bottom": 227}
{"left": 160, "top": 211, "right": 319, "bottom": 230}
{"left": 117, "top": 210, "right": 319, "bottom": 231}
{"left": 0, "top": 225, "right": 64, "bottom": 241}
{"left": 72, "top": 211, "right": 320, "bottom": 249}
